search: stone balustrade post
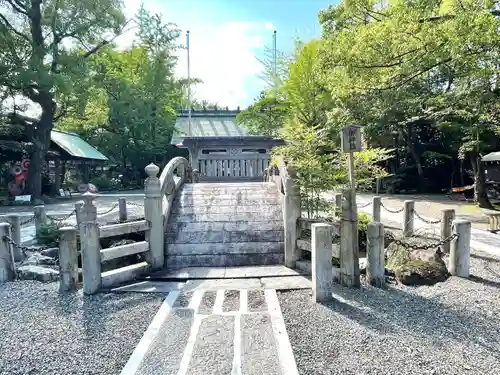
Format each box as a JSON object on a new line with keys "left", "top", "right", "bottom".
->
{"left": 33, "top": 205, "right": 46, "bottom": 235}
{"left": 283, "top": 164, "right": 301, "bottom": 268}
{"left": 118, "top": 197, "right": 128, "bottom": 222}
{"left": 339, "top": 188, "right": 360, "bottom": 288}
{"left": 0, "top": 222, "right": 14, "bottom": 283}
{"left": 144, "top": 163, "right": 164, "bottom": 270}
{"left": 402, "top": 200, "right": 415, "bottom": 237}
{"left": 440, "top": 209, "right": 455, "bottom": 253}
{"left": 74, "top": 201, "right": 84, "bottom": 229}
{"left": 59, "top": 226, "right": 78, "bottom": 292}
{"left": 80, "top": 193, "right": 101, "bottom": 295}
{"left": 372, "top": 196, "right": 381, "bottom": 222}
{"left": 366, "top": 222, "right": 385, "bottom": 287}
{"left": 311, "top": 223, "right": 333, "bottom": 302}
{"left": 7, "top": 214, "right": 22, "bottom": 261}
{"left": 449, "top": 219, "right": 471, "bottom": 278}
{"left": 192, "top": 169, "right": 200, "bottom": 183}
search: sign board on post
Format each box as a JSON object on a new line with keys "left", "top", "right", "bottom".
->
{"left": 341, "top": 125, "right": 362, "bottom": 153}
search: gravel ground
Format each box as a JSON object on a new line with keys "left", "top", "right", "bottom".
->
{"left": 0, "top": 281, "right": 164, "bottom": 375}
{"left": 278, "top": 250, "right": 500, "bottom": 375}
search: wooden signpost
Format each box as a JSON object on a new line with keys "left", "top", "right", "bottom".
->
{"left": 339, "top": 125, "right": 362, "bottom": 287}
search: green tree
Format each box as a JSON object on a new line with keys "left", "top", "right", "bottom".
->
{"left": 0, "top": 0, "right": 126, "bottom": 199}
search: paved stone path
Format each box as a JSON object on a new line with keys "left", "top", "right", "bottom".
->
{"left": 120, "top": 288, "right": 299, "bottom": 375}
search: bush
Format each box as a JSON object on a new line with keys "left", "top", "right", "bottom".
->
{"left": 35, "top": 220, "right": 65, "bottom": 246}
{"left": 90, "top": 175, "right": 123, "bottom": 191}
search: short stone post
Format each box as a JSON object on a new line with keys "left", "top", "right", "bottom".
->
{"left": 7, "top": 214, "right": 22, "bottom": 261}
{"left": 192, "top": 169, "right": 200, "bottom": 183}
{"left": 449, "top": 219, "right": 471, "bottom": 278}
{"left": 402, "top": 200, "right": 415, "bottom": 237}
{"left": 79, "top": 193, "right": 101, "bottom": 295}
{"left": 33, "top": 205, "right": 46, "bottom": 235}
{"left": 74, "top": 201, "right": 84, "bottom": 228}
{"left": 339, "top": 189, "right": 360, "bottom": 287}
{"left": 311, "top": 223, "right": 333, "bottom": 302}
{"left": 334, "top": 193, "right": 342, "bottom": 216}
{"left": 283, "top": 164, "right": 301, "bottom": 268}
{"left": 366, "top": 222, "right": 385, "bottom": 287}
{"left": 0, "top": 222, "right": 15, "bottom": 283}
{"left": 118, "top": 197, "right": 128, "bottom": 222}
{"left": 372, "top": 196, "right": 381, "bottom": 222}
{"left": 144, "top": 163, "right": 164, "bottom": 270}
{"left": 59, "top": 226, "right": 78, "bottom": 292}
{"left": 440, "top": 209, "right": 455, "bottom": 253}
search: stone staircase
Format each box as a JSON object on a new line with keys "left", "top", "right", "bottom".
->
{"left": 165, "top": 182, "right": 284, "bottom": 269}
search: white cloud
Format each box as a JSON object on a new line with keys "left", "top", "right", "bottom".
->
{"left": 120, "top": 1, "right": 271, "bottom": 109}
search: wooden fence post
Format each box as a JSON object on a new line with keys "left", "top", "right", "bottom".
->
{"left": 283, "top": 164, "right": 301, "bottom": 269}
{"left": 339, "top": 189, "right": 360, "bottom": 288}
{"left": 7, "top": 214, "right": 22, "bottom": 261}
{"left": 311, "top": 223, "right": 333, "bottom": 302}
{"left": 0, "top": 222, "right": 14, "bottom": 283}
{"left": 118, "top": 197, "right": 128, "bottom": 222}
{"left": 59, "top": 226, "right": 78, "bottom": 292}
{"left": 402, "top": 200, "right": 415, "bottom": 237}
{"left": 372, "top": 196, "right": 381, "bottom": 222}
{"left": 449, "top": 219, "right": 471, "bottom": 278}
{"left": 144, "top": 163, "right": 164, "bottom": 270}
{"left": 80, "top": 193, "right": 101, "bottom": 295}
{"left": 440, "top": 209, "right": 455, "bottom": 253}
{"left": 33, "top": 205, "right": 46, "bottom": 235}
{"left": 366, "top": 222, "right": 385, "bottom": 287}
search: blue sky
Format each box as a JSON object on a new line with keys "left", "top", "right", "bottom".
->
{"left": 122, "top": 0, "right": 334, "bottom": 109}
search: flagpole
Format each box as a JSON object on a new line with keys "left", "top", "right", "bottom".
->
{"left": 272, "top": 30, "right": 277, "bottom": 97}
{"left": 186, "top": 30, "right": 192, "bottom": 137}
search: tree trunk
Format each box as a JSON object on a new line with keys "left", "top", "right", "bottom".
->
{"left": 26, "top": 107, "right": 54, "bottom": 202}
{"left": 470, "top": 153, "right": 493, "bottom": 209}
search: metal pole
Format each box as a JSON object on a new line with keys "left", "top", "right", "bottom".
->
{"left": 273, "top": 30, "right": 277, "bottom": 97}
{"left": 186, "top": 30, "right": 192, "bottom": 137}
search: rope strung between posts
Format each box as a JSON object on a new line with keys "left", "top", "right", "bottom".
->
{"left": 380, "top": 201, "right": 404, "bottom": 214}
{"left": 385, "top": 232, "right": 458, "bottom": 250}
{"left": 46, "top": 210, "right": 76, "bottom": 222}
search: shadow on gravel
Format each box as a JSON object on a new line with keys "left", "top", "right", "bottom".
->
{"left": 469, "top": 275, "right": 500, "bottom": 289}
{"left": 471, "top": 253, "right": 500, "bottom": 264}
{"left": 320, "top": 284, "right": 500, "bottom": 358}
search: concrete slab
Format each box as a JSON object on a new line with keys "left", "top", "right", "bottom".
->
{"left": 261, "top": 276, "right": 312, "bottom": 290}
{"left": 111, "top": 281, "right": 185, "bottom": 293}
{"left": 147, "top": 267, "right": 226, "bottom": 280}
{"left": 183, "top": 278, "right": 263, "bottom": 291}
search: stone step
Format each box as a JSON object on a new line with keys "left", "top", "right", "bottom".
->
{"left": 173, "top": 196, "right": 282, "bottom": 207}
{"left": 166, "top": 253, "right": 284, "bottom": 268}
{"left": 171, "top": 204, "right": 282, "bottom": 215}
{"left": 167, "top": 241, "right": 283, "bottom": 256}
{"left": 146, "top": 265, "right": 308, "bottom": 280}
{"left": 178, "top": 187, "right": 279, "bottom": 196}
{"left": 166, "top": 229, "right": 283, "bottom": 244}
{"left": 182, "top": 182, "right": 276, "bottom": 190}
{"left": 173, "top": 211, "right": 282, "bottom": 223}
{"left": 166, "top": 220, "right": 284, "bottom": 233}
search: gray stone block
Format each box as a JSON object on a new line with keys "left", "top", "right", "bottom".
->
{"left": 166, "top": 253, "right": 284, "bottom": 268}
{"left": 18, "top": 265, "right": 59, "bottom": 282}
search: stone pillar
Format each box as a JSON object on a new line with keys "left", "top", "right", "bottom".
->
{"left": 283, "top": 165, "right": 301, "bottom": 268}
{"left": 334, "top": 193, "right": 342, "bottom": 216}
{"left": 7, "top": 214, "right": 22, "bottom": 261}
{"left": 74, "top": 201, "right": 84, "bottom": 229}
{"left": 371, "top": 196, "right": 381, "bottom": 222}
{"left": 366, "top": 222, "right": 385, "bottom": 287}
{"left": 118, "top": 197, "right": 128, "bottom": 222}
{"left": 59, "top": 226, "right": 78, "bottom": 292}
{"left": 192, "top": 169, "right": 200, "bottom": 183}
{"left": 339, "top": 189, "right": 360, "bottom": 287}
{"left": 402, "top": 200, "right": 414, "bottom": 237}
{"left": 440, "top": 209, "right": 455, "bottom": 253}
{"left": 80, "top": 193, "right": 101, "bottom": 295}
{"left": 144, "top": 163, "right": 164, "bottom": 270}
{"left": 33, "top": 205, "right": 46, "bottom": 235}
{"left": 0, "top": 222, "right": 14, "bottom": 283}
{"left": 449, "top": 219, "right": 471, "bottom": 278}
{"left": 311, "top": 223, "right": 333, "bottom": 302}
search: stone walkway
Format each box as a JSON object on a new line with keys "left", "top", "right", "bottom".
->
{"left": 120, "top": 287, "right": 299, "bottom": 375}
